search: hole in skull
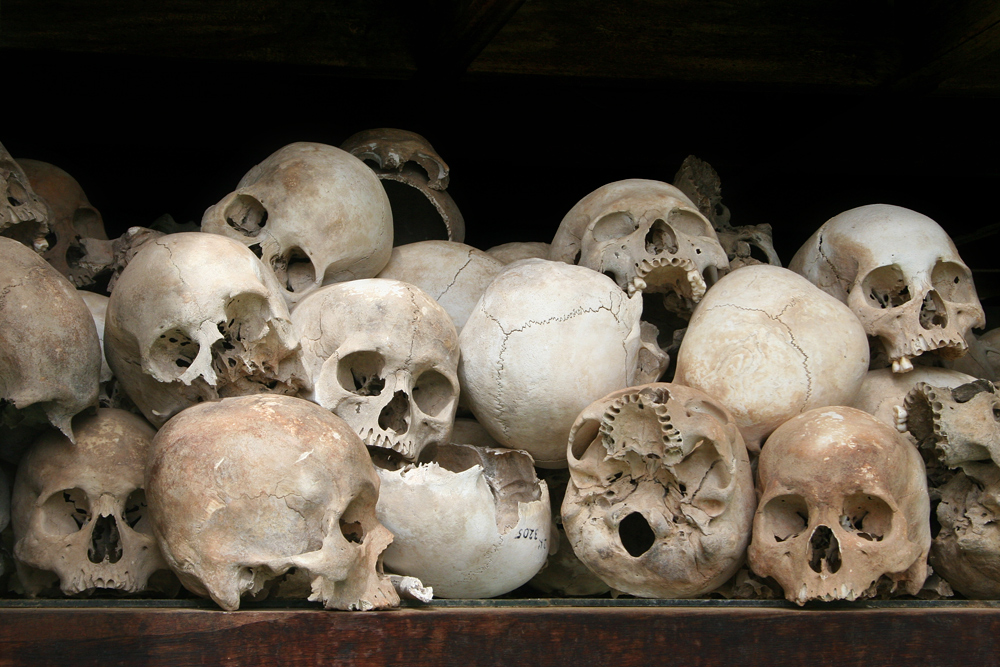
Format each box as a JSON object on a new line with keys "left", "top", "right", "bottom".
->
{"left": 863, "top": 265, "right": 911, "bottom": 309}
{"left": 747, "top": 243, "right": 771, "bottom": 265}
{"left": 340, "top": 519, "right": 365, "bottom": 544}
{"left": 919, "top": 291, "right": 948, "bottom": 330}
{"left": 6, "top": 177, "right": 27, "bottom": 207}
{"left": 841, "top": 494, "right": 892, "bottom": 541}
{"left": 618, "top": 512, "right": 656, "bottom": 557}
{"left": 703, "top": 264, "right": 719, "bottom": 287}
{"left": 592, "top": 211, "right": 639, "bottom": 243}
{"left": 381, "top": 179, "right": 449, "bottom": 245}
{"left": 88, "top": 514, "right": 123, "bottom": 564}
{"left": 645, "top": 219, "right": 678, "bottom": 255}
{"left": 41, "top": 488, "right": 91, "bottom": 535}
{"left": 124, "top": 489, "right": 150, "bottom": 533}
{"left": 572, "top": 250, "right": 581, "bottom": 265}
{"left": 570, "top": 419, "right": 601, "bottom": 459}
{"left": 378, "top": 390, "right": 410, "bottom": 434}
{"left": 932, "top": 261, "right": 976, "bottom": 303}
{"left": 808, "top": 525, "right": 841, "bottom": 574}
{"left": 44, "top": 231, "right": 58, "bottom": 250}
{"left": 412, "top": 370, "right": 455, "bottom": 417}
{"left": 270, "top": 247, "right": 316, "bottom": 294}
{"left": 224, "top": 194, "right": 267, "bottom": 237}
{"left": 763, "top": 495, "right": 809, "bottom": 543}
{"left": 66, "top": 240, "right": 87, "bottom": 269}
{"left": 338, "top": 351, "right": 386, "bottom": 396}
{"left": 248, "top": 243, "right": 264, "bottom": 259}
{"left": 149, "top": 329, "right": 199, "bottom": 379}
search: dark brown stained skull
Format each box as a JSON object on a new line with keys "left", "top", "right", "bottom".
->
{"left": 563, "top": 383, "right": 755, "bottom": 598}
{"left": 19, "top": 159, "right": 109, "bottom": 287}
{"left": 748, "top": 406, "right": 930, "bottom": 605}
{"left": 12, "top": 409, "right": 175, "bottom": 596}
{"left": 146, "top": 394, "right": 399, "bottom": 611}
{"left": 341, "top": 128, "right": 465, "bottom": 245}
{"left": 0, "top": 142, "right": 48, "bottom": 253}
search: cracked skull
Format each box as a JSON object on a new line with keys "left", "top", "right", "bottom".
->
{"left": 748, "top": 406, "right": 930, "bottom": 605}
{"left": 562, "top": 383, "right": 755, "bottom": 598}
{"left": 674, "top": 265, "right": 870, "bottom": 453}
{"left": 146, "top": 394, "right": 399, "bottom": 611}
{"left": 201, "top": 141, "right": 394, "bottom": 309}
{"left": 460, "top": 258, "right": 669, "bottom": 468}
{"left": 12, "top": 408, "right": 173, "bottom": 596}
{"left": 292, "top": 279, "right": 460, "bottom": 463}
{"left": 104, "top": 232, "right": 304, "bottom": 427}
{"left": 790, "top": 204, "right": 984, "bottom": 373}
{"left": 549, "top": 179, "right": 729, "bottom": 317}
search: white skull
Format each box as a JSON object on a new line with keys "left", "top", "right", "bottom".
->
{"left": 201, "top": 142, "right": 394, "bottom": 309}
{"left": 376, "top": 240, "right": 504, "bottom": 332}
{"left": 486, "top": 242, "right": 551, "bottom": 265}
{"left": 0, "top": 237, "right": 101, "bottom": 462}
{"left": 0, "top": 142, "right": 48, "bottom": 253}
{"left": 104, "top": 232, "right": 304, "bottom": 427}
{"left": 12, "top": 408, "right": 174, "bottom": 596}
{"left": 19, "top": 159, "right": 108, "bottom": 287}
{"left": 459, "top": 258, "right": 669, "bottom": 468}
{"left": 376, "top": 443, "right": 552, "bottom": 598}
{"left": 748, "top": 406, "right": 930, "bottom": 605}
{"left": 146, "top": 394, "right": 399, "bottom": 611}
{"left": 563, "top": 383, "right": 755, "bottom": 598}
{"left": 789, "top": 204, "right": 985, "bottom": 373}
{"left": 675, "top": 264, "right": 870, "bottom": 452}
{"left": 549, "top": 179, "right": 730, "bottom": 317}
{"left": 292, "top": 279, "right": 460, "bottom": 464}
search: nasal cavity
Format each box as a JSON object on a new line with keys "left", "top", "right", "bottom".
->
{"left": 378, "top": 390, "right": 410, "bottom": 435}
{"left": 645, "top": 219, "right": 678, "bottom": 255}
{"left": 919, "top": 291, "right": 949, "bottom": 330}
{"left": 88, "top": 514, "right": 123, "bottom": 564}
{"left": 808, "top": 525, "right": 841, "bottom": 574}
{"left": 619, "top": 511, "right": 656, "bottom": 557}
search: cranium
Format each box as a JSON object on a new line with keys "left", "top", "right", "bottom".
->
{"left": 486, "top": 242, "right": 551, "bottom": 265}
{"left": 562, "top": 383, "right": 755, "bottom": 598}
{"left": 19, "top": 159, "right": 109, "bottom": 287}
{"left": 748, "top": 406, "right": 930, "bottom": 605}
{"left": 104, "top": 232, "right": 304, "bottom": 427}
{"left": 292, "top": 279, "right": 460, "bottom": 464}
{"left": 851, "top": 366, "right": 975, "bottom": 435}
{"left": 459, "top": 258, "right": 669, "bottom": 468}
{"left": 146, "top": 394, "right": 399, "bottom": 611}
{"left": 549, "top": 179, "right": 729, "bottom": 318}
{"left": 790, "top": 204, "right": 984, "bottom": 373}
{"left": 376, "top": 443, "right": 552, "bottom": 598}
{"left": 0, "top": 237, "right": 101, "bottom": 462}
{"left": 341, "top": 128, "right": 464, "bottom": 244}
{"left": 0, "top": 142, "right": 48, "bottom": 253}
{"left": 12, "top": 408, "right": 174, "bottom": 596}
{"left": 674, "top": 264, "right": 870, "bottom": 452}
{"left": 201, "top": 142, "right": 393, "bottom": 309}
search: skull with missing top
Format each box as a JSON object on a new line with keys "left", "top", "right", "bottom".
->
{"left": 201, "top": 141, "right": 394, "bottom": 309}
{"left": 790, "top": 204, "right": 984, "bottom": 373}
{"left": 292, "top": 278, "right": 461, "bottom": 464}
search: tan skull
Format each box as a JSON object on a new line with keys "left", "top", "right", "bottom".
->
{"left": 748, "top": 406, "right": 930, "bottom": 605}
{"left": 146, "top": 394, "right": 399, "bottom": 611}
{"left": 0, "top": 142, "right": 48, "bottom": 252}
{"left": 563, "top": 383, "right": 755, "bottom": 598}
{"left": 12, "top": 409, "right": 173, "bottom": 596}
{"left": 790, "top": 204, "right": 984, "bottom": 373}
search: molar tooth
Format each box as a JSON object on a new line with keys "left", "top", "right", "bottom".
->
{"left": 632, "top": 277, "right": 647, "bottom": 292}
{"left": 892, "top": 356, "right": 914, "bottom": 373}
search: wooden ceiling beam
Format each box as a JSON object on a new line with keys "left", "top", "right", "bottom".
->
{"left": 411, "top": 0, "right": 527, "bottom": 76}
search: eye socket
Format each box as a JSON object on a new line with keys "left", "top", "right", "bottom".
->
{"left": 591, "top": 211, "right": 639, "bottom": 242}
{"left": 40, "top": 488, "right": 91, "bottom": 535}
{"left": 337, "top": 351, "right": 386, "bottom": 396}
{"left": 224, "top": 194, "right": 267, "bottom": 237}
{"left": 667, "top": 209, "right": 711, "bottom": 237}
{"left": 862, "top": 265, "right": 910, "bottom": 309}
{"left": 124, "top": 489, "right": 151, "bottom": 534}
{"left": 412, "top": 370, "right": 456, "bottom": 417}
{"left": 932, "top": 260, "right": 976, "bottom": 302}
{"left": 840, "top": 493, "right": 892, "bottom": 541}
{"left": 148, "top": 328, "right": 200, "bottom": 380}
{"left": 762, "top": 494, "right": 809, "bottom": 543}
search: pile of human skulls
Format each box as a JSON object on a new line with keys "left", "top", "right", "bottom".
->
{"left": 3, "top": 132, "right": 1000, "bottom": 608}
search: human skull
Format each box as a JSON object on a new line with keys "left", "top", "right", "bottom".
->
{"left": 341, "top": 128, "right": 464, "bottom": 244}
{"left": 104, "top": 232, "right": 304, "bottom": 427}
{"left": 674, "top": 264, "right": 870, "bottom": 452}
{"left": 292, "top": 279, "right": 460, "bottom": 464}
{"left": 486, "top": 242, "right": 551, "bottom": 265}
{"left": 146, "top": 394, "right": 399, "bottom": 611}
{"left": 376, "top": 443, "right": 552, "bottom": 598}
{"left": 946, "top": 328, "right": 1000, "bottom": 382}
{"left": 0, "top": 237, "right": 101, "bottom": 462}
{"left": 0, "top": 142, "right": 48, "bottom": 252}
{"left": 460, "top": 258, "right": 669, "bottom": 468}
{"left": 851, "top": 367, "right": 975, "bottom": 435}
{"left": 789, "top": 204, "right": 984, "bottom": 373}
{"left": 376, "top": 240, "right": 504, "bottom": 332}
{"left": 201, "top": 142, "right": 393, "bottom": 309}
{"left": 12, "top": 408, "right": 173, "bottom": 596}
{"left": 563, "top": 383, "right": 755, "bottom": 598}
{"left": 549, "top": 179, "right": 730, "bottom": 318}
{"left": 748, "top": 406, "right": 930, "bottom": 605}
{"left": 19, "top": 159, "right": 108, "bottom": 287}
